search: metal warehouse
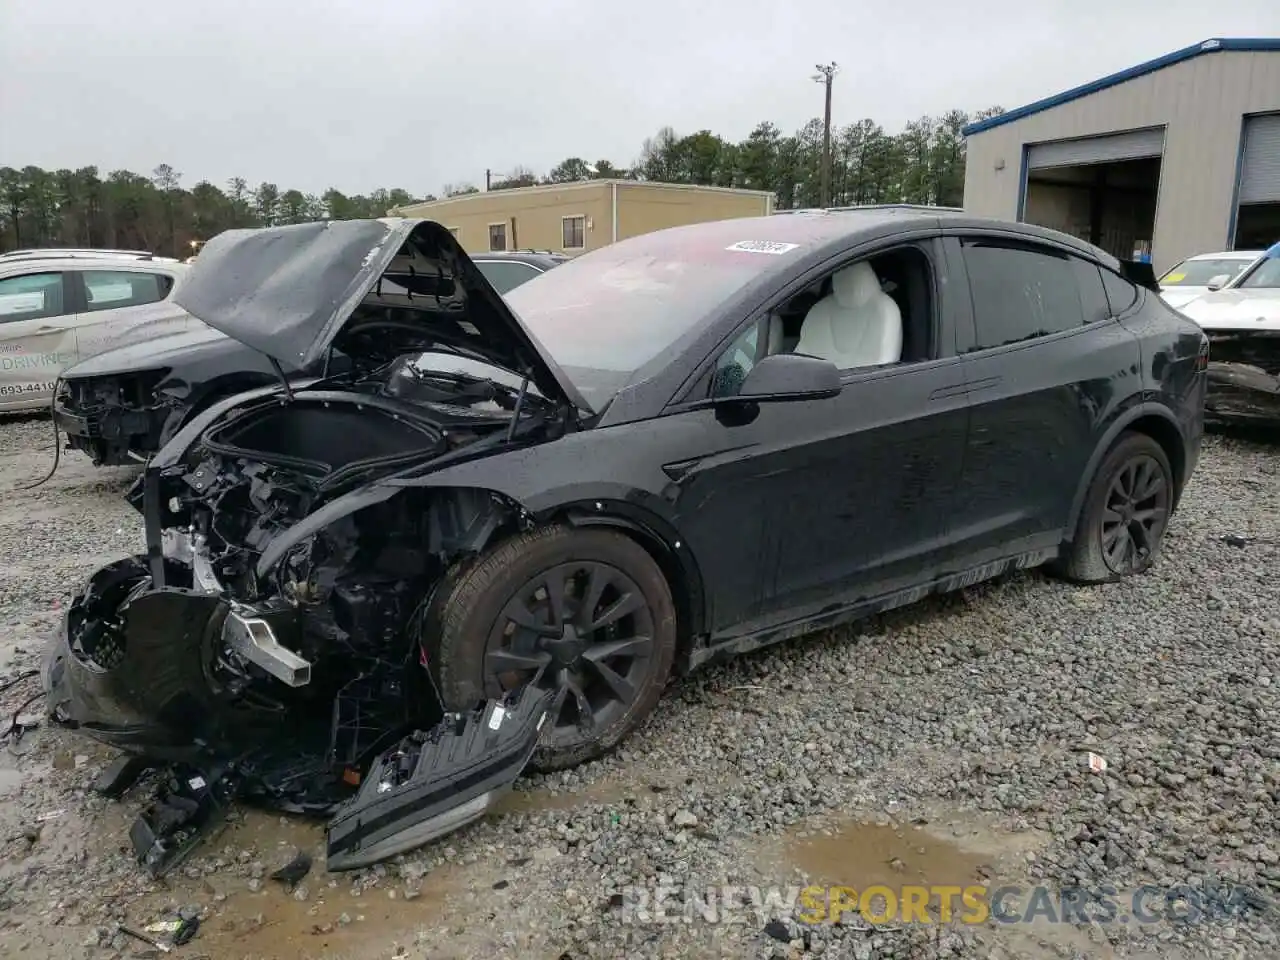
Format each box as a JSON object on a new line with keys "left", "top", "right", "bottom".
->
{"left": 392, "top": 180, "right": 774, "bottom": 256}
{"left": 963, "top": 37, "right": 1280, "bottom": 273}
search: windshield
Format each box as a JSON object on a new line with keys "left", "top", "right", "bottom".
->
{"left": 502, "top": 230, "right": 790, "bottom": 409}
{"left": 1160, "top": 257, "right": 1254, "bottom": 286}
{"left": 1236, "top": 255, "right": 1280, "bottom": 290}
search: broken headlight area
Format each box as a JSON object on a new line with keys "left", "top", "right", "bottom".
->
{"left": 56, "top": 369, "right": 176, "bottom": 466}
{"left": 1205, "top": 332, "right": 1280, "bottom": 423}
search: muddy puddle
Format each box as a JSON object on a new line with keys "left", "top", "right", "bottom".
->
{"left": 3, "top": 766, "right": 666, "bottom": 959}
{"left": 762, "top": 805, "right": 1047, "bottom": 892}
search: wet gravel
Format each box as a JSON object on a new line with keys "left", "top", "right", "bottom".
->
{"left": 0, "top": 413, "right": 1277, "bottom": 960}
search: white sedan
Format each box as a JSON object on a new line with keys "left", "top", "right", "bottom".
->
{"left": 1157, "top": 249, "right": 1262, "bottom": 309}
{"left": 0, "top": 251, "right": 190, "bottom": 413}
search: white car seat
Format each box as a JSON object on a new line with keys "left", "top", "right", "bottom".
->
{"left": 795, "top": 262, "right": 903, "bottom": 369}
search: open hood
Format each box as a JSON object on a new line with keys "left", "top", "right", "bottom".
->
{"left": 172, "top": 218, "right": 593, "bottom": 413}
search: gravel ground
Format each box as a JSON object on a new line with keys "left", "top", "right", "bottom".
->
{"left": 0, "top": 413, "right": 1277, "bottom": 960}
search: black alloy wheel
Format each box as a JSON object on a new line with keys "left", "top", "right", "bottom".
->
{"left": 1052, "top": 430, "right": 1176, "bottom": 584}
{"left": 1099, "top": 454, "right": 1171, "bottom": 575}
{"left": 428, "top": 525, "right": 677, "bottom": 771}
{"left": 484, "top": 561, "right": 655, "bottom": 743}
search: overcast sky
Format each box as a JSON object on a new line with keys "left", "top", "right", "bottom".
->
{"left": 2, "top": 1, "right": 1278, "bottom": 198}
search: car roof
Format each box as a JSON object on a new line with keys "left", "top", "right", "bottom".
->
{"left": 470, "top": 251, "right": 569, "bottom": 266}
{"left": 0, "top": 255, "right": 187, "bottom": 273}
{"left": 593, "top": 207, "right": 1120, "bottom": 271}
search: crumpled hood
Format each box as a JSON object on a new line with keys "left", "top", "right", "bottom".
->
{"left": 173, "top": 218, "right": 592, "bottom": 413}
{"left": 1180, "top": 289, "right": 1280, "bottom": 331}
{"left": 61, "top": 324, "right": 282, "bottom": 379}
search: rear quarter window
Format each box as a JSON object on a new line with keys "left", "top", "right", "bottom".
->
{"left": 83, "top": 271, "right": 175, "bottom": 312}
{"left": 1100, "top": 269, "right": 1138, "bottom": 316}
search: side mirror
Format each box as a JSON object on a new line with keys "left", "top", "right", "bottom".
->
{"left": 1205, "top": 274, "right": 1230, "bottom": 292}
{"left": 732, "top": 353, "right": 843, "bottom": 402}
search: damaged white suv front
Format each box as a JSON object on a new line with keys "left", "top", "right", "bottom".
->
{"left": 1180, "top": 242, "right": 1280, "bottom": 424}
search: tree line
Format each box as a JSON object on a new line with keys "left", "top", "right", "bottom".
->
{"left": 1, "top": 105, "right": 1002, "bottom": 257}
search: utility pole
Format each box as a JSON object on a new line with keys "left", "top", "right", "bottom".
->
{"left": 485, "top": 168, "right": 492, "bottom": 191}
{"left": 811, "top": 62, "right": 839, "bottom": 208}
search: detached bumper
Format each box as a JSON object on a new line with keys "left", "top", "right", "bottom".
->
{"left": 1205, "top": 362, "right": 1280, "bottom": 424}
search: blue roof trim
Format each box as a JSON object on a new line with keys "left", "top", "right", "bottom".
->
{"left": 963, "top": 38, "right": 1280, "bottom": 136}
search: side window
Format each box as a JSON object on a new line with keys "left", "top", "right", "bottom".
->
{"left": 1073, "top": 260, "right": 1112, "bottom": 325}
{"left": 1099, "top": 268, "right": 1139, "bottom": 316}
{"left": 706, "top": 245, "right": 936, "bottom": 399}
{"left": 705, "top": 243, "right": 935, "bottom": 398}
{"left": 710, "top": 318, "right": 769, "bottom": 398}
{"left": 961, "top": 239, "right": 1087, "bottom": 351}
{"left": 83, "top": 271, "right": 173, "bottom": 312}
{"left": 0, "top": 272, "right": 66, "bottom": 322}
{"left": 476, "top": 260, "right": 542, "bottom": 294}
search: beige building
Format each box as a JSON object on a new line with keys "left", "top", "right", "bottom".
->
{"left": 963, "top": 38, "right": 1280, "bottom": 274}
{"left": 392, "top": 180, "right": 775, "bottom": 256}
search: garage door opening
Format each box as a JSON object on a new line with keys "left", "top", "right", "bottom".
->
{"left": 1235, "top": 203, "right": 1280, "bottom": 249}
{"left": 1233, "top": 112, "right": 1280, "bottom": 250}
{"left": 1019, "top": 128, "right": 1165, "bottom": 262}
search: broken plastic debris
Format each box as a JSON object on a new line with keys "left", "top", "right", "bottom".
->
{"left": 1221, "top": 534, "right": 1251, "bottom": 548}
{"left": 1088, "top": 752, "right": 1108, "bottom": 774}
{"left": 270, "top": 850, "right": 313, "bottom": 887}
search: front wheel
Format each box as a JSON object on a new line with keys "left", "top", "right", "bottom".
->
{"left": 1053, "top": 431, "right": 1175, "bottom": 584}
{"left": 426, "top": 525, "right": 677, "bottom": 772}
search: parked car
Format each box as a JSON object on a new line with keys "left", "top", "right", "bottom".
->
{"left": 53, "top": 250, "right": 566, "bottom": 465}
{"left": 1157, "top": 249, "right": 1262, "bottom": 309}
{"left": 45, "top": 212, "right": 1206, "bottom": 873}
{"left": 0, "top": 250, "right": 188, "bottom": 413}
{"left": 1179, "top": 241, "right": 1280, "bottom": 424}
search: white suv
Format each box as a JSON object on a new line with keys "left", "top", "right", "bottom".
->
{"left": 0, "top": 250, "right": 189, "bottom": 413}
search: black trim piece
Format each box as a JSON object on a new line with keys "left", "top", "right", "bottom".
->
{"left": 1118, "top": 260, "right": 1160, "bottom": 292}
{"left": 144, "top": 468, "right": 165, "bottom": 586}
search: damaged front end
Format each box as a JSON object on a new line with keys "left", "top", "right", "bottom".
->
{"left": 55, "top": 370, "right": 176, "bottom": 466}
{"left": 1205, "top": 330, "right": 1280, "bottom": 424}
{"left": 43, "top": 217, "right": 589, "bottom": 875}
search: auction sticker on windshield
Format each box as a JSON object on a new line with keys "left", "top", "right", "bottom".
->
{"left": 725, "top": 240, "right": 800, "bottom": 255}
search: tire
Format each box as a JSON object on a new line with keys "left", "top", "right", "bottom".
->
{"left": 425, "top": 525, "right": 677, "bottom": 772}
{"left": 1053, "top": 431, "right": 1175, "bottom": 584}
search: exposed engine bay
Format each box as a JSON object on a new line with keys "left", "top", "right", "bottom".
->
{"left": 43, "top": 217, "right": 584, "bottom": 875}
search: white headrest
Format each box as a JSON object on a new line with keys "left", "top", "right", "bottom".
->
{"left": 831, "top": 262, "right": 881, "bottom": 307}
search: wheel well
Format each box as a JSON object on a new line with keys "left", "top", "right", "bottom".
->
{"left": 558, "top": 512, "right": 702, "bottom": 664}
{"left": 1123, "top": 414, "right": 1186, "bottom": 500}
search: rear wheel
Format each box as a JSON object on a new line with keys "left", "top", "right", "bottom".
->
{"left": 427, "top": 525, "right": 677, "bottom": 772}
{"left": 1054, "top": 432, "right": 1174, "bottom": 584}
